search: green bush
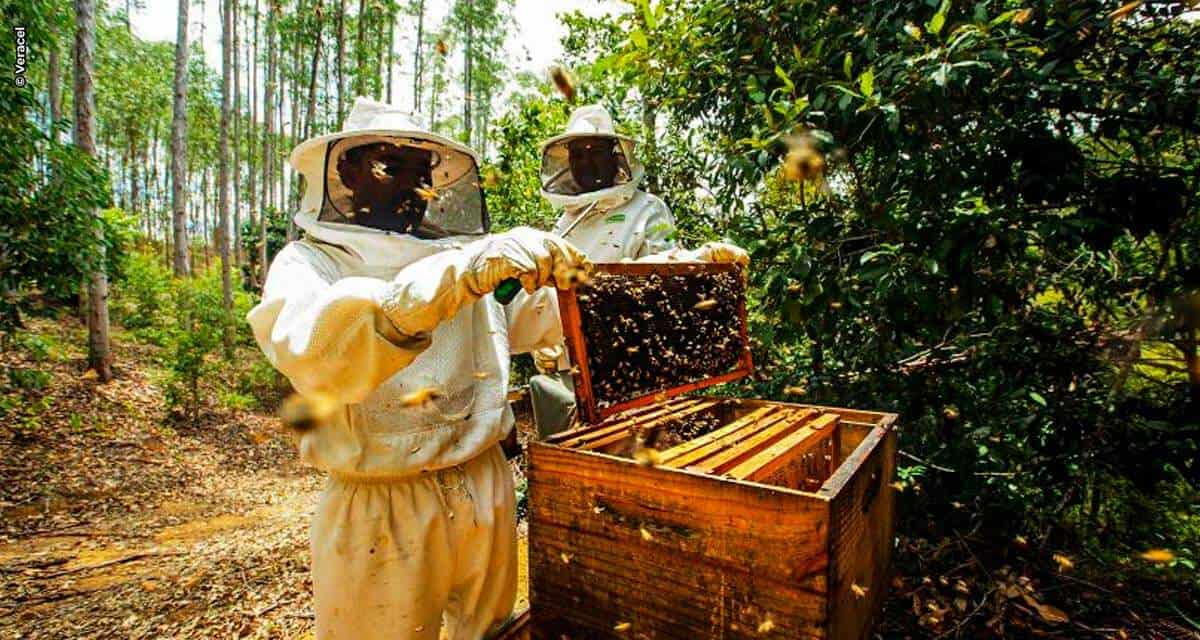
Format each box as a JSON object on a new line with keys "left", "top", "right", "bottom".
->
{"left": 236, "top": 357, "right": 288, "bottom": 407}
{"left": 7, "top": 367, "right": 51, "bottom": 391}
{"left": 239, "top": 209, "right": 290, "bottom": 292}
{"left": 162, "top": 268, "right": 255, "bottom": 423}
{"left": 9, "top": 331, "right": 63, "bottom": 362}
{"left": 111, "top": 250, "right": 173, "bottom": 332}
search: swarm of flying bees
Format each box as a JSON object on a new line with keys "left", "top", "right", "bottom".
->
{"left": 575, "top": 270, "right": 746, "bottom": 410}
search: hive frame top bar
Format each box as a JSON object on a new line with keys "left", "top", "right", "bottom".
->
{"left": 557, "top": 261, "right": 755, "bottom": 424}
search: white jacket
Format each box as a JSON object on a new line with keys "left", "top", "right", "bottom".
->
{"left": 552, "top": 189, "right": 676, "bottom": 262}
{"left": 247, "top": 211, "right": 561, "bottom": 479}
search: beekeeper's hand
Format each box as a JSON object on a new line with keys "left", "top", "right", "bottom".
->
{"left": 533, "top": 345, "right": 564, "bottom": 374}
{"left": 466, "top": 227, "right": 592, "bottom": 295}
{"left": 635, "top": 240, "right": 750, "bottom": 267}
{"left": 692, "top": 241, "right": 750, "bottom": 267}
{"left": 382, "top": 228, "right": 590, "bottom": 340}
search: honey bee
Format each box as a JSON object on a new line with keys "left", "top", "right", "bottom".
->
{"left": 414, "top": 185, "right": 440, "bottom": 202}
{"left": 400, "top": 386, "right": 443, "bottom": 407}
{"left": 279, "top": 392, "right": 337, "bottom": 432}
{"left": 549, "top": 65, "right": 576, "bottom": 103}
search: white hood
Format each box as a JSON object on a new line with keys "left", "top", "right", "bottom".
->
{"left": 293, "top": 210, "right": 470, "bottom": 271}
{"left": 539, "top": 104, "right": 645, "bottom": 212}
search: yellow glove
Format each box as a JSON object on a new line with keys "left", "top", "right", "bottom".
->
{"left": 533, "top": 345, "right": 565, "bottom": 374}
{"left": 465, "top": 227, "right": 592, "bottom": 296}
{"left": 382, "top": 228, "right": 590, "bottom": 340}
{"left": 693, "top": 241, "right": 750, "bottom": 266}
{"left": 635, "top": 241, "right": 751, "bottom": 267}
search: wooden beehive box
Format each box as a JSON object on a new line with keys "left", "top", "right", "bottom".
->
{"left": 527, "top": 262, "right": 899, "bottom": 640}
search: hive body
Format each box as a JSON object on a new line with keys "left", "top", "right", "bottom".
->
{"left": 524, "top": 263, "right": 898, "bottom": 639}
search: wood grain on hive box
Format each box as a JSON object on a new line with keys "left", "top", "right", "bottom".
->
{"left": 527, "top": 263, "right": 898, "bottom": 639}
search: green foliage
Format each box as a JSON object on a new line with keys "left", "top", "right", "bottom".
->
{"left": 218, "top": 389, "right": 259, "bottom": 412}
{"left": 8, "top": 367, "right": 51, "bottom": 392}
{"left": 565, "top": 0, "right": 1200, "bottom": 555}
{"left": 486, "top": 94, "right": 570, "bottom": 231}
{"left": 239, "top": 208, "right": 290, "bottom": 291}
{"left": 147, "top": 266, "right": 257, "bottom": 423}
{"left": 111, "top": 249, "right": 174, "bottom": 335}
{"left": 9, "top": 330, "right": 65, "bottom": 362}
{"left": 236, "top": 357, "right": 288, "bottom": 408}
{"left": 0, "top": 3, "right": 112, "bottom": 329}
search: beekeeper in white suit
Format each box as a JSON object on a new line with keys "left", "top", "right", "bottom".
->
{"left": 247, "top": 97, "right": 590, "bottom": 640}
{"left": 530, "top": 104, "right": 745, "bottom": 436}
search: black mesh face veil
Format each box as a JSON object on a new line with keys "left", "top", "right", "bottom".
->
{"left": 540, "top": 135, "right": 634, "bottom": 196}
{"left": 319, "top": 135, "right": 489, "bottom": 238}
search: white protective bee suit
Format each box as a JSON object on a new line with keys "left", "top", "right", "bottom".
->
{"left": 540, "top": 104, "right": 677, "bottom": 263}
{"left": 247, "top": 98, "right": 587, "bottom": 640}
{"left": 530, "top": 105, "right": 747, "bottom": 436}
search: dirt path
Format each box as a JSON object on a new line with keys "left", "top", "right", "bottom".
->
{"left": 0, "top": 320, "right": 529, "bottom": 639}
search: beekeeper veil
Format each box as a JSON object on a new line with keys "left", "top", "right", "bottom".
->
{"left": 291, "top": 97, "right": 488, "bottom": 239}
{"left": 539, "top": 105, "right": 644, "bottom": 210}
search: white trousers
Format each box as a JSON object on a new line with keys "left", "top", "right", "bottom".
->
{"left": 311, "top": 445, "right": 517, "bottom": 640}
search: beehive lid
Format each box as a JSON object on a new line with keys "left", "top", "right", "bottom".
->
{"left": 557, "top": 262, "right": 754, "bottom": 424}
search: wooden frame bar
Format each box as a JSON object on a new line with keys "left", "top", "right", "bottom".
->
{"left": 695, "top": 410, "right": 826, "bottom": 474}
{"left": 578, "top": 399, "right": 722, "bottom": 451}
{"left": 728, "top": 415, "right": 841, "bottom": 482}
{"left": 661, "top": 408, "right": 809, "bottom": 470}
{"left": 656, "top": 406, "right": 777, "bottom": 465}
{"left": 553, "top": 399, "right": 702, "bottom": 449}
{"left": 557, "top": 262, "right": 754, "bottom": 424}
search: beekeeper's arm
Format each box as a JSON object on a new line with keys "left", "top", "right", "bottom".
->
{"left": 248, "top": 228, "right": 588, "bottom": 404}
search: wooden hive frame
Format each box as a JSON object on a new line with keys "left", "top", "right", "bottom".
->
{"left": 557, "top": 262, "right": 754, "bottom": 424}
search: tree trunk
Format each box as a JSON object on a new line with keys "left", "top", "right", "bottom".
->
{"left": 74, "top": 0, "right": 113, "bottom": 381}
{"left": 232, "top": 0, "right": 242, "bottom": 267}
{"left": 354, "top": 0, "right": 367, "bottom": 97}
{"left": 375, "top": 10, "right": 386, "bottom": 100}
{"left": 201, "top": 167, "right": 210, "bottom": 268}
{"left": 288, "top": 35, "right": 301, "bottom": 215}
{"left": 129, "top": 137, "right": 140, "bottom": 219}
{"left": 248, "top": 0, "right": 259, "bottom": 285}
{"left": 261, "top": 0, "right": 274, "bottom": 286}
{"left": 171, "top": 0, "right": 191, "bottom": 276}
{"left": 641, "top": 98, "right": 657, "bottom": 192}
{"left": 304, "top": 0, "right": 325, "bottom": 138}
{"left": 49, "top": 34, "right": 62, "bottom": 129}
{"left": 219, "top": 0, "right": 235, "bottom": 352}
{"left": 462, "top": 0, "right": 473, "bottom": 146}
{"left": 412, "top": 0, "right": 424, "bottom": 113}
{"left": 336, "top": 0, "right": 346, "bottom": 121}
{"left": 385, "top": 12, "right": 394, "bottom": 103}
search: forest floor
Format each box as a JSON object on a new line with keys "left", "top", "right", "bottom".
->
{"left": 0, "top": 317, "right": 1196, "bottom": 639}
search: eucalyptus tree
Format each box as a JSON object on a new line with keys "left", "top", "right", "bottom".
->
{"left": 170, "top": 0, "right": 191, "bottom": 275}
{"left": 74, "top": 0, "right": 113, "bottom": 380}
{"left": 218, "top": 0, "right": 235, "bottom": 349}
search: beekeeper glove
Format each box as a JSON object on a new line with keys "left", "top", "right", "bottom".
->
{"left": 635, "top": 240, "right": 750, "bottom": 267}
{"left": 532, "top": 345, "right": 565, "bottom": 374}
{"left": 381, "top": 227, "right": 591, "bottom": 341}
